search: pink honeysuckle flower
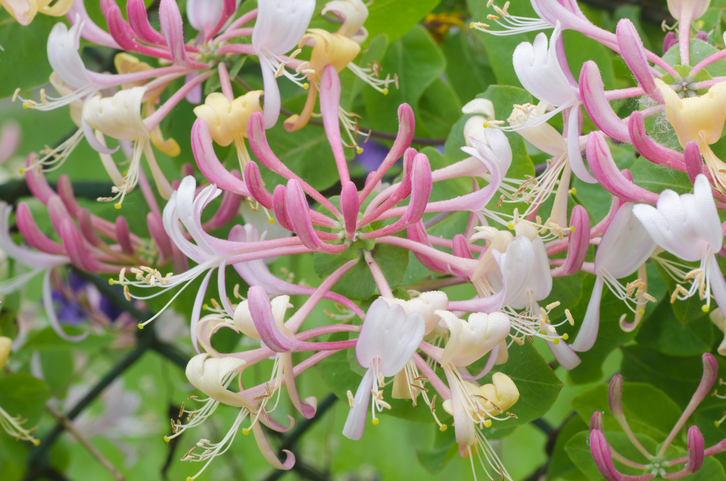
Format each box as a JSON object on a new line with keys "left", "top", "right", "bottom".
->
{"left": 0, "top": 120, "right": 20, "bottom": 166}
{"left": 551, "top": 205, "right": 590, "bottom": 278}
{"left": 187, "top": 0, "right": 241, "bottom": 41}
{"left": 590, "top": 355, "right": 718, "bottom": 480}
{"left": 615, "top": 19, "right": 663, "bottom": 103}
{"left": 251, "top": 0, "right": 316, "bottom": 128}
{"left": 667, "top": 0, "right": 711, "bottom": 66}
{"left": 586, "top": 132, "right": 660, "bottom": 204}
{"left": 342, "top": 298, "right": 425, "bottom": 440}
{"left": 579, "top": 61, "right": 631, "bottom": 144}
{"left": 633, "top": 174, "right": 726, "bottom": 314}
{"left": 571, "top": 203, "right": 656, "bottom": 352}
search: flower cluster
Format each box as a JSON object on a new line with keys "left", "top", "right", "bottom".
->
{"left": 4, "top": 0, "right": 726, "bottom": 479}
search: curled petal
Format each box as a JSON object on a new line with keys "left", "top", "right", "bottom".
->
{"left": 244, "top": 161, "right": 274, "bottom": 209}
{"left": 551, "top": 205, "right": 590, "bottom": 277}
{"left": 273, "top": 185, "right": 295, "bottom": 232}
{"left": 342, "top": 368, "right": 374, "bottom": 440}
{"left": 16, "top": 203, "right": 65, "bottom": 255}
{"left": 580, "top": 61, "right": 629, "bottom": 143}
{"left": 159, "top": 0, "right": 190, "bottom": 65}
{"left": 285, "top": 180, "right": 323, "bottom": 250}
{"left": 616, "top": 19, "right": 662, "bottom": 103}
{"left": 340, "top": 181, "right": 359, "bottom": 240}
{"left": 126, "top": 0, "right": 166, "bottom": 45}
{"left": 685, "top": 142, "right": 703, "bottom": 185}
{"left": 587, "top": 132, "right": 659, "bottom": 204}
{"left": 192, "top": 119, "right": 250, "bottom": 196}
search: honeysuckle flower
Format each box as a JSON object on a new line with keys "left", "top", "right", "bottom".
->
{"left": 321, "top": 0, "right": 369, "bottom": 43}
{"left": 424, "top": 309, "right": 517, "bottom": 479}
{"left": 512, "top": 23, "right": 579, "bottom": 123}
{"left": 343, "top": 298, "right": 425, "bottom": 440}
{"left": 590, "top": 354, "right": 721, "bottom": 480}
{"left": 1, "top": 0, "right": 72, "bottom": 26}
{"left": 187, "top": 0, "right": 241, "bottom": 40}
{"left": 571, "top": 203, "right": 656, "bottom": 352}
{"left": 193, "top": 90, "right": 263, "bottom": 170}
{"left": 656, "top": 79, "right": 726, "bottom": 194}
{"left": 441, "top": 373, "right": 519, "bottom": 480}
{"left": 252, "top": 0, "right": 316, "bottom": 128}
{"left": 83, "top": 87, "right": 173, "bottom": 205}
{"left": 175, "top": 353, "right": 297, "bottom": 479}
{"left": 633, "top": 174, "right": 726, "bottom": 314}
{"left": 667, "top": 0, "right": 711, "bottom": 65}
{"left": 0, "top": 336, "right": 40, "bottom": 445}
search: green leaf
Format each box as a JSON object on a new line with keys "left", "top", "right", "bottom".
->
{"left": 571, "top": 382, "right": 682, "bottom": 443}
{"left": 563, "top": 30, "right": 617, "bottom": 91}
{"left": 363, "top": 0, "right": 442, "bottom": 46}
{"left": 635, "top": 300, "right": 714, "bottom": 356}
{"left": 0, "top": 13, "right": 55, "bottom": 98}
{"left": 417, "top": 79, "right": 463, "bottom": 138}
{"left": 39, "top": 349, "right": 74, "bottom": 399}
{"left": 662, "top": 38, "right": 726, "bottom": 75}
{"left": 258, "top": 95, "right": 342, "bottom": 193}
{"left": 318, "top": 332, "right": 363, "bottom": 400}
{"left": 313, "top": 243, "right": 409, "bottom": 300}
{"left": 363, "top": 25, "right": 445, "bottom": 135}
{"left": 630, "top": 157, "right": 694, "bottom": 195}
{"left": 547, "top": 416, "right": 591, "bottom": 481}
{"left": 440, "top": 30, "right": 496, "bottom": 103}
{"left": 416, "top": 436, "right": 458, "bottom": 475}
{"left": 0, "top": 373, "right": 51, "bottom": 426}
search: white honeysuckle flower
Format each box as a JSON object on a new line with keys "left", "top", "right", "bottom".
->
{"left": 438, "top": 310, "right": 510, "bottom": 368}
{"left": 572, "top": 203, "right": 656, "bottom": 352}
{"left": 634, "top": 174, "right": 726, "bottom": 316}
{"left": 321, "top": 0, "right": 369, "bottom": 43}
{"left": 513, "top": 22, "right": 577, "bottom": 109}
{"left": 343, "top": 299, "right": 425, "bottom": 440}
{"left": 252, "top": 0, "right": 316, "bottom": 128}
{"left": 381, "top": 290, "right": 448, "bottom": 335}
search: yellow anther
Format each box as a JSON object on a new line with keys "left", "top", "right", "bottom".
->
{"left": 569, "top": 226, "right": 576, "bottom": 232}
{"left": 33, "top": 439, "right": 40, "bottom": 446}
{"left": 570, "top": 188, "right": 577, "bottom": 195}
{"left": 469, "top": 21, "right": 474, "bottom": 28}
{"left": 109, "top": 279, "right": 114, "bottom": 285}
{"left": 23, "top": 104, "right": 29, "bottom": 109}
{"left": 372, "top": 419, "right": 380, "bottom": 426}
{"left": 356, "top": 147, "right": 363, "bottom": 154}
{"left": 242, "top": 428, "right": 250, "bottom": 435}
{"left": 483, "top": 419, "right": 492, "bottom": 428}
{"left": 164, "top": 436, "right": 170, "bottom": 443}
{"left": 553, "top": 338, "right": 560, "bottom": 345}
{"left": 137, "top": 323, "right": 144, "bottom": 330}
{"left": 562, "top": 333, "right": 569, "bottom": 340}
{"left": 440, "top": 424, "right": 448, "bottom": 432}
{"left": 637, "top": 309, "right": 645, "bottom": 315}
{"left": 269, "top": 218, "right": 275, "bottom": 225}
{"left": 382, "top": 89, "right": 389, "bottom": 95}
{"left": 507, "top": 222, "right": 514, "bottom": 230}
{"left": 115, "top": 204, "right": 122, "bottom": 210}
{"left": 303, "top": 83, "right": 310, "bottom": 90}
{"left": 703, "top": 304, "right": 711, "bottom": 312}
{"left": 19, "top": 168, "right": 25, "bottom": 174}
